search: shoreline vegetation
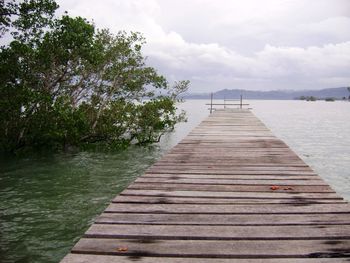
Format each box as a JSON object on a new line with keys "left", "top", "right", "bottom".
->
{"left": 0, "top": 0, "right": 189, "bottom": 154}
{"left": 297, "top": 96, "right": 344, "bottom": 101}
{"left": 296, "top": 88, "right": 350, "bottom": 101}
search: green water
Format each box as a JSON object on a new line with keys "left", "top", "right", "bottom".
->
{"left": 1, "top": 100, "right": 349, "bottom": 263}
{"left": 0, "top": 147, "right": 164, "bottom": 263}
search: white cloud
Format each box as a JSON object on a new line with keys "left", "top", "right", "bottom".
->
{"left": 58, "top": 0, "right": 164, "bottom": 38}
{"left": 49, "top": 0, "right": 350, "bottom": 91}
{"left": 146, "top": 33, "right": 350, "bottom": 91}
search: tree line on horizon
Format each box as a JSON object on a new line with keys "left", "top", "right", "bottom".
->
{"left": 0, "top": 0, "right": 189, "bottom": 154}
{"left": 298, "top": 87, "right": 350, "bottom": 101}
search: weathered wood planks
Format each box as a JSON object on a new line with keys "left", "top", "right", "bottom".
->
{"left": 67, "top": 238, "right": 350, "bottom": 258}
{"left": 60, "top": 109, "right": 350, "bottom": 262}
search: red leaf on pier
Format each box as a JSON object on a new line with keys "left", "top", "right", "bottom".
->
{"left": 116, "top": 247, "right": 128, "bottom": 252}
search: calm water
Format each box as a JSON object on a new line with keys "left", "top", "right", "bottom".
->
{"left": 251, "top": 100, "right": 350, "bottom": 201}
{"left": 0, "top": 100, "right": 349, "bottom": 263}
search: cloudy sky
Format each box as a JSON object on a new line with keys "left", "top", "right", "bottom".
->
{"left": 59, "top": 0, "right": 350, "bottom": 92}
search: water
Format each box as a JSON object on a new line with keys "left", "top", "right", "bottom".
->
{"left": 0, "top": 100, "right": 349, "bottom": 263}
{"left": 251, "top": 100, "right": 350, "bottom": 201}
{"left": 0, "top": 148, "right": 163, "bottom": 263}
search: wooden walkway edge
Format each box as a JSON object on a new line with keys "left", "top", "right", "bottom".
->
{"left": 61, "top": 109, "right": 350, "bottom": 262}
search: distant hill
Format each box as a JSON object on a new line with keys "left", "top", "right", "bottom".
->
{"left": 184, "top": 87, "right": 350, "bottom": 100}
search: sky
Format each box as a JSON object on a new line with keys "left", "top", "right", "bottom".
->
{"left": 52, "top": 1, "right": 350, "bottom": 92}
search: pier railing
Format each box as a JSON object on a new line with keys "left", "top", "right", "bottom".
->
{"left": 206, "top": 93, "right": 250, "bottom": 113}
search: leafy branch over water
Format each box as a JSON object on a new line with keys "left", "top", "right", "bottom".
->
{"left": 0, "top": 0, "right": 189, "bottom": 153}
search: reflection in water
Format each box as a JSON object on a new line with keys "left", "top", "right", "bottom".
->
{"left": 0, "top": 100, "right": 349, "bottom": 262}
{"left": 0, "top": 148, "right": 163, "bottom": 263}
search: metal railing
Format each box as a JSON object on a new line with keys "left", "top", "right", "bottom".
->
{"left": 206, "top": 93, "right": 250, "bottom": 113}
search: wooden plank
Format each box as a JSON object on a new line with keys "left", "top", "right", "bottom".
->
{"left": 129, "top": 183, "right": 334, "bottom": 193}
{"left": 151, "top": 164, "right": 313, "bottom": 170}
{"left": 112, "top": 195, "right": 346, "bottom": 205}
{"left": 143, "top": 174, "right": 319, "bottom": 179}
{"left": 155, "top": 160, "right": 307, "bottom": 165}
{"left": 105, "top": 203, "right": 350, "bottom": 214}
{"left": 169, "top": 151, "right": 300, "bottom": 154}
{"left": 85, "top": 224, "right": 350, "bottom": 240}
{"left": 134, "top": 178, "right": 327, "bottom": 186}
{"left": 95, "top": 212, "right": 350, "bottom": 226}
{"left": 150, "top": 163, "right": 312, "bottom": 167}
{"left": 61, "top": 254, "right": 350, "bottom": 263}
{"left": 71, "top": 238, "right": 350, "bottom": 258}
{"left": 120, "top": 189, "right": 343, "bottom": 200}
{"left": 146, "top": 170, "right": 316, "bottom": 176}
{"left": 150, "top": 168, "right": 316, "bottom": 172}
{"left": 183, "top": 139, "right": 288, "bottom": 144}
{"left": 177, "top": 143, "right": 289, "bottom": 148}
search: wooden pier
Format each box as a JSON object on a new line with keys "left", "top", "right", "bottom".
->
{"left": 61, "top": 109, "right": 350, "bottom": 262}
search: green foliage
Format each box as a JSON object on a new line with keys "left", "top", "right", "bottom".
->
{"left": 1, "top": 0, "right": 59, "bottom": 41}
{"left": 298, "top": 96, "right": 317, "bottom": 101}
{"left": 0, "top": 1, "right": 189, "bottom": 153}
{"left": 131, "top": 98, "right": 186, "bottom": 144}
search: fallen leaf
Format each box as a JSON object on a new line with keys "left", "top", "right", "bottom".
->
{"left": 270, "top": 185, "right": 279, "bottom": 190}
{"left": 284, "top": 187, "right": 293, "bottom": 190}
{"left": 116, "top": 247, "right": 128, "bottom": 252}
